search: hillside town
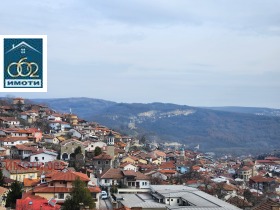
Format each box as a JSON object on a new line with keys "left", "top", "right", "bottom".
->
{"left": 0, "top": 98, "right": 280, "bottom": 210}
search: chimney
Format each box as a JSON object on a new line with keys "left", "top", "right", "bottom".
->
{"left": 12, "top": 44, "right": 15, "bottom": 48}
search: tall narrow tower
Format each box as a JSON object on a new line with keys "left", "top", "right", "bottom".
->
{"left": 106, "top": 131, "right": 115, "bottom": 161}
{"left": 107, "top": 131, "right": 115, "bottom": 146}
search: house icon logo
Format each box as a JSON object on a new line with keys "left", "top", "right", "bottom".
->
{"left": 0, "top": 35, "right": 47, "bottom": 92}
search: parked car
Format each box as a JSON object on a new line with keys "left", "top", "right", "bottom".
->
{"left": 101, "top": 191, "right": 108, "bottom": 199}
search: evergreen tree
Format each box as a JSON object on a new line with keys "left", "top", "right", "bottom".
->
{"left": 0, "top": 169, "right": 4, "bottom": 186}
{"left": 62, "top": 178, "right": 95, "bottom": 210}
{"left": 74, "top": 146, "right": 82, "bottom": 155}
{"left": 5, "top": 181, "right": 23, "bottom": 208}
{"left": 94, "top": 146, "right": 102, "bottom": 156}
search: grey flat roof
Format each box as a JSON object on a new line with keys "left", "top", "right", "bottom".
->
{"left": 150, "top": 185, "right": 241, "bottom": 210}
{"left": 151, "top": 185, "right": 197, "bottom": 193}
{"left": 181, "top": 192, "right": 218, "bottom": 207}
{"left": 115, "top": 194, "right": 167, "bottom": 208}
{"left": 167, "top": 207, "right": 242, "bottom": 210}
{"left": 115, "top": 185, "right": 241, "bottom": 210}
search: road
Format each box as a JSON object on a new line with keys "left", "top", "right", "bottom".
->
{"left": 99, "top": 197, "right": 113, "bottom": 210}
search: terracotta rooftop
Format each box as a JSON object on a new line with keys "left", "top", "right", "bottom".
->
{"left": 0, "top": 136, "right": 30, "bottom": 142}
{"left": 252, "top": 198, "right": 280, "bottom": 210}
{"left": 222, "top": 183, "right": 238, "bottom": 191}
{"left": 158, "top": 170, "right": 177, "bottom": 174}
{"left": 34, "top": 186, "right": 71, "bottom": 193}
{"left": 120, "top": 162, "right": 135, "bottom": 168}
{"left": 265, "top": 156, "right": 280, "bottom": 161}
{"left": 154, "top": 150, "right": 166, "bottom": 157}
{"left": 23, "top": 178, "right": 40, "bottom": 187}
{"left": 93, "top": 152, "right": 112, "bottom": 160}
{"left": 250, "top": 175, "right": 275, "bottom": 183}
{"left": 227, "top": 196, "right": 252, "bottom": 208}
{"left": 122, "top": 170, "right": 137, "bottom": 177}
{"left": 0, "top": 117, "right": 18, "bottom": 121}
{"left": 99, "top": 168, "right": 123, "bottom": 179}
{"left": 16, "top": 196, "right": 60, "bottom": 210}
{"left": 14, "top": 144, "right": 36, "bottom": 151}
{"left": 51, "top": 171, "right": 90, "bottom": 182}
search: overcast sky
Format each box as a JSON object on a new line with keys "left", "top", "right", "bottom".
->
{"left": 1, "top": 0, "right": 280, "bottom": 108}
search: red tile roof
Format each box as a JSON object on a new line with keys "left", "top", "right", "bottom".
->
{"left": 158, "top": 170, "right": 177, "bottom": 174}
{"left": 0, "top": 137, "right": 30, "bottom": 142}
{"left": 51, "top": 171, "right": 90, "bottom": 182}
{"left": 120, "top": 162, "right": 135, "bottom": 168}
{"left": 33, "top": 185, "right": 70, "bottom": 193}
{"left": 159, "top": 161, "right": 176, "bottom": 170}
{"left": 93, "top": 152, "right": 112, "bottom": 160}
{"left": 100, "top": 168, "right": 124, "bottom": 179}
{"left": 88, "top": 186, "right": 101, "bottom": 193}
{"left": 16, "top": 196, "right": 61, "bottom": 210}
{"left": 23, "top": 178, "right": 40, "bottom": 187}
{"left": 122, "top": 170, "right": 136, "bottom": 177}
{"left": 256, "top": 160, "right": 275, "bottom": 164}
{"left": 154, "top": 150, "right": 166, "bottom": 157}
{"left": 14, "top": 144, "right": 36, "bottom": 151}
{"left": 265, "top": 156, "right": 280, "bottom": 161}
{"left": 252, "top": 198, "right": 280, "bottom": 210}
{"left": 250, "top": 175, "right": 275, "bottom": 183}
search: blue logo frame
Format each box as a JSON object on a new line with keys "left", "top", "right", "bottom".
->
{"left": 2, "top": 37, "right": 46, "bottom": 90}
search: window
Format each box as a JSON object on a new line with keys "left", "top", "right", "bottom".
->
{"left": 177, "top": 199, "right": 179, "bottom": 203}
{"left": 98, "top": 161, "right": 101, "bottom": 164}
{"left": 104, "top": 180, "right": 108, "bottom": 183}
{"left": 171, "top": 199, "right": 173, "bottom": 201}
{"left": 106, "top": 160, "right": 109, "bottom": 164}
{"left": 167, "top": 199, "right": 169, "bottom": 201}
{"left": 58, "top": 193, "right": 64, "bottom": 199}
{"left": 50, "top": 183, "right": 54, "bottom": 186}
{"left": 42, "top": 157, "right": 44, "bottom": 160}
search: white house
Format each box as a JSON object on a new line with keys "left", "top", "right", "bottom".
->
{"left": 150, "top": 171, "right": 168, "bottom": 181}
{"left": 30, "top": 150, "right": 58, "bottom": 163}
{"left": 47, "top": 114, "right": 62, "bottom": 121}
{"left": 1, "top": 137, "right": 30, "bottom": 147}
{"left": 0, "top": 117, "right": 20, "bottom": 127}
{"left": 85, "top": 141, "right": 107, "bottom": 152}
{"left": 48, "top": 121, "right": 61, "bottom": 131}
{"left": 10, "top": 145, "right": 35, "bottom": 159}
{"left": 60, "top": 122, "right": 71, "bottom": 131}
{"left": 68, "top": 129, "right": 85, "bottom": 139}
{"left": 98, "top": 168, "right": 150, "bottom": 189}
{"left": 43, "top": 135, "right": 59, "bottom": 144}
{"left": 120, "top": 162, "right": 137, "bottom": 172}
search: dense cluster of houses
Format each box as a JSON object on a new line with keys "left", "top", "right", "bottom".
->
{"left": 0, "top": 98, "right": 279, "bottom": 210}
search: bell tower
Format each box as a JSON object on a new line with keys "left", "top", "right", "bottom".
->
{"left": 107, "top": 131, "right": 115, "bottom": 146}
{"left": 106, "top": 131, "right": 115, "bottom": 161}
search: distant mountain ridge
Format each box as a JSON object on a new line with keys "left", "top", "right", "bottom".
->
{"left": 32, "top": 97, "right": 280, "bottom": 155}
{"left": 205, "top": 106, "right": 280, "bottom": 117}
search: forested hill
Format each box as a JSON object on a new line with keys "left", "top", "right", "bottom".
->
{"left": 32, "top": 98, "right": 280, "bottom": 154}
